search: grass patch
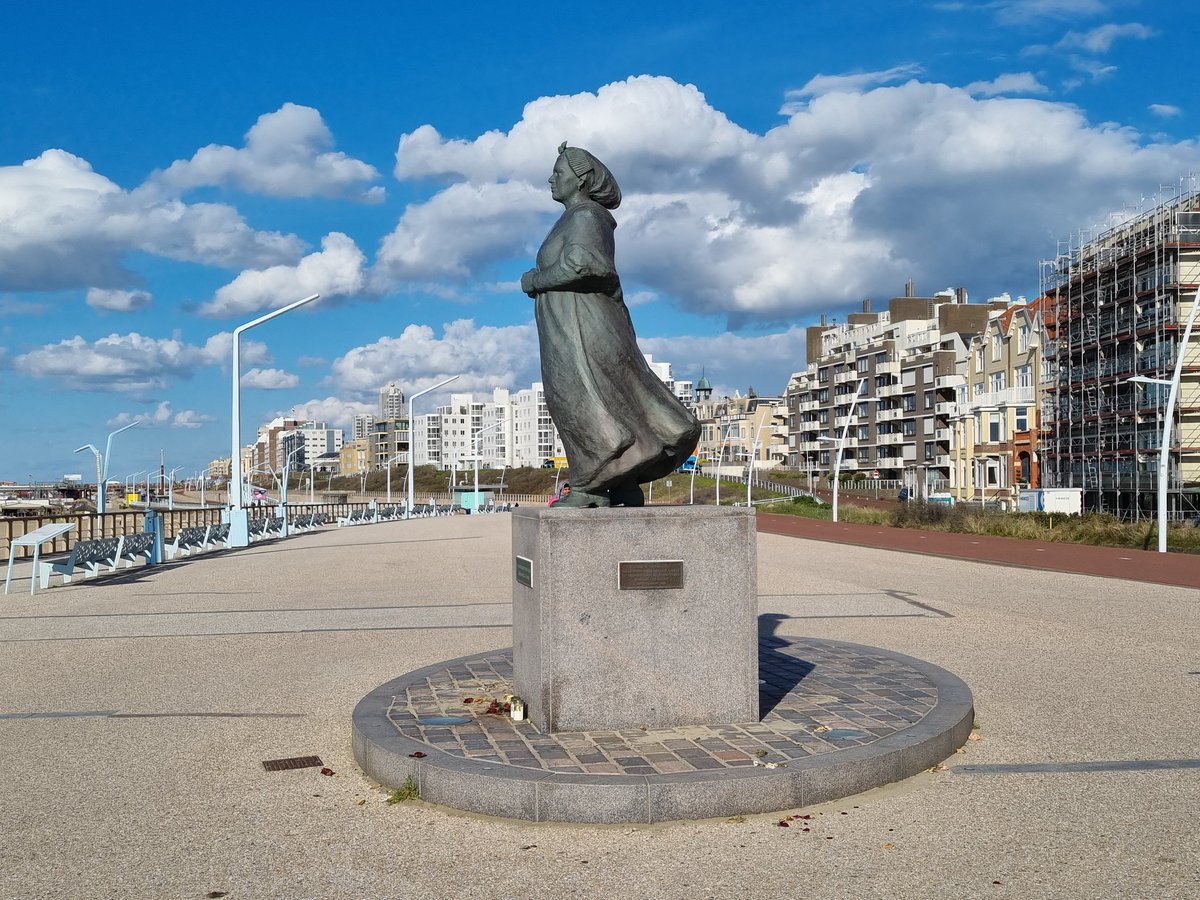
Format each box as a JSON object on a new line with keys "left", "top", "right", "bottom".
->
{"left": 386, "top": 775, "right": 419, "bottom": 804}
{"left": 771, "top": 497, "right": 1200, "bottom": 553}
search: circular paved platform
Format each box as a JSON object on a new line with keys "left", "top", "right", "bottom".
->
{"left": 352, "top": 637, "right": 974, "bottom": 823}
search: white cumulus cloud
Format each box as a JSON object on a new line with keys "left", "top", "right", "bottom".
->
{"left": 382, "top": 75, "right": 1200, "bottom": 321}
{"left": 241, "top": 367, "right": 301, "bottom": 390}
{"left": 86, "top": 288, "right": 153, "bottom": 312}
{"left": 149, "top": 103, "right": 383, "bottom": 202}
{"left": 1149, "top": 104, "right": 1181, "bottom": 118}
{"left": 107, "top": 401, "right": 215, "bottom": 429}
{"left": 328, "top": 319, "right": 539, "bottom": 400}
{"left": 14, "top": 330, "right": 270, "bottom": 394}
{"left": 0, "top": 149, "right": 305, "bottom": 293}
{"left": 284, "top": 396, "right": 376, "bottom": 430}
{"left": 202, "top": 232, "right": 367, "bottom": 317}
{"left": 965, "top": 73, "right": 1049, "bottom": 97}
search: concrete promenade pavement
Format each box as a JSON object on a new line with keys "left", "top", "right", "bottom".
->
{"left": 0, "top": 513, "right": 1197, "bottom": 898}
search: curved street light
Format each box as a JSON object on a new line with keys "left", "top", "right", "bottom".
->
{"left": 818, "top": 378, "right": 879, "bottom": 523}
{"left": 228, "top": 293, "right": 320, "bottom": 547}
{"left": 406, "top": 374, "right": 461, "bottom": 519}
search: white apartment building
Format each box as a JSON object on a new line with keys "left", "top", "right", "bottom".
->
{"left": 411, "top": 414, "right": 443, "bottom": 468}
{"left": 279, "top": 422, "right": 344, "bottom": 468}
{"left": 352, "top": 414, "right": 376, "bottom": 441}
{"left": 787, "top": 286, "right": 1005, "bottom": 491}
{"left": 379, "top": 382, "right": 405, "bottom": 420}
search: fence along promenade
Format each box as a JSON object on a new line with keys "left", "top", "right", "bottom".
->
{"left": 0, "top": 493, "right": 554, "bottom": 562}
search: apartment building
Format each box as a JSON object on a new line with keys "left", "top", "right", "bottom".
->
{"left": 510, "top": 382, "right": 564, "bottom": 469}
{"left": 339, "top": 438, "right": 371, "bottom": 476}
{"left": 1039, "top": 180, "right": 1200, "bottom": 520}
{"left": 352, "top": 414, "right": 376, "bottom": 441}
{"left": 694, "top": 388, "right": 786, "bottom": 473}
{"left": 786, "top": 285, "right": 1004, "bottom": 490}
{"left": 279, "top": 422, "right": 344, "bottom": 469}
{"left": 951, "top": 298, "right": 1047, "bottom": 505}
{"left": 368, "top": 418, "right": 410, "bottom": 471}
{"left": 378, "top": 383, "right": 405, "bottom": 420}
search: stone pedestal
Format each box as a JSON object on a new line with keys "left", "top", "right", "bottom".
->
{"left": 512, "top": 506, "right": 758, "bottom": 733}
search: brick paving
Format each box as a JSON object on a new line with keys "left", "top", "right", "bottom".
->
{"left": 386, "top": 637, "right": 938, "bottom": 777}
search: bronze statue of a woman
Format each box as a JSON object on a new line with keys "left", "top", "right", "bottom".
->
{"left": 520, "top": 143, "right": 701, "bottom": 508}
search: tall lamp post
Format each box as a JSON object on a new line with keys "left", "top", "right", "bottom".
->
{"left": 228, "top": 293, "right": 320, "bottom": 547}
{"left": 714, "top": 431, "right": 732, "bottom": 506}
{"left": 746, "top": 415, "right": 787, "bottom": 506}
{"left": 406, "top": 374, "right": 461, "bottom": 519}
{"left": 472, "top": 421, "right": 504, "bottom": 512}
{"left": 74, "top": 420, "right": 139, "bottom": 514}
{"left": 818, "top": 378, "right": 878, "bottom": 523}
{"left": 1126, "top": 289, "right": 1198, "bottom": 553}
{"left": 385, "top": 453, "right": 405, "bottom": 505}
{"left": 167, "top": 465, "right": 183, "bottom": 510}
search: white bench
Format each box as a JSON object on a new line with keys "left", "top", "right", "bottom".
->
{"left": 4, "top": 523, "right": 76, "bottom": 596}
{"left": 37, "top": 537, "right": 124, "bottom": 589}
{"left": 165, "top": 525, "right": 223, "bottom": 560}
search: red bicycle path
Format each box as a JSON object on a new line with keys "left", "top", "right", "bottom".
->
{"left": 756, "top": 512, "right": 1200, "bottom": 590}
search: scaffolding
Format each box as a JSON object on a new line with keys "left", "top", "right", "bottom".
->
{"left": 1038, "top": 176, "right": 1200, "bottom": 521}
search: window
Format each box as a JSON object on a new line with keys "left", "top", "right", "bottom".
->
{"left": 819, "top": 451, "right": 830, "bottom": 466}
{"left": 922, "top": 365, "right": 933, "bottom": 384}
{"left": 974, "top": 381, "right": 985, "bottom": 397}
{"left": 1016, "top": 365, "right": 1032, "bottom": 389}
{"left": 818, "top": 410, "right": 829, "bottom": 424}
{"left": 818, "top": 367, "right": 829, "bottom": 383}
{"left": 1018, "top": 324, "right": 1030, "bottom": 353}
{"left": 875, "top": 375, "right": 890, "bottom": 390}
{"left": 988, "top": 412, "right": 1001, "bottom": 443}
{"left": 923, "top": 391, "right": 934, "bottom": 409}
{"left": 902, "top": 419, "right": 917, "bottom": 436}
{"left": 1015, "top": 407, "right": 1028, "bottom": 431}
{"left": 856, "top": 356, "right": 869, "bottom": 373}
{"left": 990, "top": 371, "right": 1006, "bottom": 392}
{"left": 923, "top": 416, "right": 934, "bottom": 435}
{"left": 857, "top": 424, "right": 870, "bottom": 441}
{"left": 902, "top": 394, "right": 917, "bottom": 411}
{"left": 925, "top": 443, "right": 937, "bottom": 461}
{"left": 991, "top": 333, "right": 1002, "bottom": 361}
{"left": 974, "top": 348, "right": 984, "bottom": 372}
{"left": 844, "top": 447, "right": 856, "bottom": 460}
{"left": 817, "top": 388, "right": 829, "bottom": 402}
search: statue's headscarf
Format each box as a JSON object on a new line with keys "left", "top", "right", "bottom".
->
{"left": 558, "top": 142, "right": 621, "bottom": 210}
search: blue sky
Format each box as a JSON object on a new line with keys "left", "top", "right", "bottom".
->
{"left": 2, "top": 0, "right": 1197, "bottom": 480}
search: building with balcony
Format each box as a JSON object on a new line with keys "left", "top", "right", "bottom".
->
{"left": 786, "top": 284, "right": 1006, "bottom": 492}
{"left": 1039, "top": 179, "right": 1200, "bottom": 520}
{"left": 695, "top": 388, "right": 786, "bottom": 473}
{"left": 950, "top": 298, "right": 1048, "bottom": 506}
{"left": 368, "top": 418, "right": 409, "bottom": 471}
{"left": 339, "top": 438, "right": 371, "bottom": 476}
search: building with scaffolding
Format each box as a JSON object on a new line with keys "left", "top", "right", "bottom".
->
{"left": 1039, "top": 179, "right": 1200, "bottom": 521}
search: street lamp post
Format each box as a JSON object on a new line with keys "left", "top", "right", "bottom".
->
{"left": 229, "top": 293, "right": 320, "bottom": 548}
{"left": 472, "top": 421, "right": 504, "bottom": 513}
{"left": 746, "top": 417, "right": 786, "bottom": 506}
{"left": 1125, "top": 289, "right": 1198, "bottom": 552}
{"left": 74, "top": 420, "right": 139, "bottom": 514}
{"left": 407, "top": 374, "right": 461, "bottom": 519}
{"left": 167, "top": 466, "right": 183, "bottom": 510}
{"left": 818, "top": 378, "right": 879, "bottom": 523}
{"left": 385, "top": 453, "right": 405, "bottom": 505}
{"left": 714, "top": 431, "right": 732, "bottom": 506}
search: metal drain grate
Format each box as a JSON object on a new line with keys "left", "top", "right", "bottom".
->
{"left": 262, "top": 755, "right": 323, "bottom": 772}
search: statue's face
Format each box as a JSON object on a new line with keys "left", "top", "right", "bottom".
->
{"left": 549, "top": 156, "right": 584, "bottom": 203}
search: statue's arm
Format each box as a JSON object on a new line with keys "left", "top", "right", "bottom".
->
{"left": 523, "top": 212, "right": 617, "bottom": 295}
